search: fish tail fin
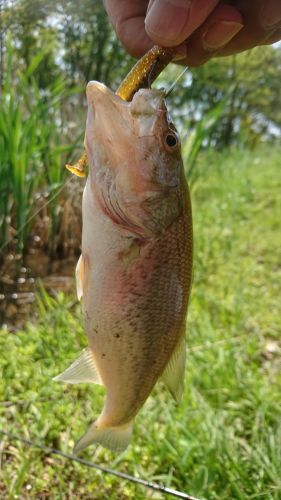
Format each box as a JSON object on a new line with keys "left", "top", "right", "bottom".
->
{"left": 73, "top": 420, "right": 133, "bottom": 455}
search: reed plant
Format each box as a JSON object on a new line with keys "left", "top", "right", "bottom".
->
{"left": 0, "top": 39, "right": 79, "bottom": 256}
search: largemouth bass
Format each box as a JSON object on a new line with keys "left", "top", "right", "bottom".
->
{"left": 55, "top": 81, "right": 193, "bottom": 454}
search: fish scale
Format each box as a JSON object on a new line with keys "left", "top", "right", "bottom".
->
{"left": 54, "top": 82, "right": 193, "bottom": 454}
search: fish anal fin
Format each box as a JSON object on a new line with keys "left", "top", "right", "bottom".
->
{"left": 161, "top": 333, "right": 186, "bottom": 404}
{"left": 74, "top": 420, "right": 133, "bottom": 455}
{"left": 53, "top": 348, "right": 102, "bottom": 385}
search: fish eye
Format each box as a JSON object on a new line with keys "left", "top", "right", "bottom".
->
{"left": 163, "top": 131, "right": 179, "bottom": 152}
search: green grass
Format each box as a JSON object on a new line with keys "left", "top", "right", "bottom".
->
{"left": 1, "top": 145, "right": 281, "bottom": 499}
{"left": 0, "top": 40, "right": 80, "bottom": 255}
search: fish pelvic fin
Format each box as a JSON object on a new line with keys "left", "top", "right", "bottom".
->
{"left": 53, "top": 348, "right": 102, "bottom": 385}
{"left": 161, "top": 332, "right": 186, "bottom": 404}
{"left": 76, "top": 253, "right": 90, "bottom": 301}
{"left": 75, "top": 254, "right": 84, "bottom": 301}
{"left": 73, "top": 420, "right": 133, "bottom": 455}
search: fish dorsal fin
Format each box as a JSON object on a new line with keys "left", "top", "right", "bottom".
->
{"left": 74, "top": 420, "right": 134, "bottom": 455}
{"left": 76, "top": 254, "right": 84, "bottom": 301}
{"left": 161, "top": 332, "right": 186, "bottom": 404}
{"left": 53, "top": 348, "right": 102, "bottom": 385}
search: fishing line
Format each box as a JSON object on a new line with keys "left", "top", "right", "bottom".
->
{"left": 0, "top": 430, "right": 200, "bottom": 500}
{"left": 0, "top": 175, "right": 75, "bottom": 253}
{"left": 165, "top": 67, "right": 189, "bottom": 98}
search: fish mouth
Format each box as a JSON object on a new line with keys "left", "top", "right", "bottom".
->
{"left": 87, "top": 81, "right": 165, "bottom": 110}
{"left": 86, "top": 81, "right": 128, "bottom": 127}
{"left": 130, "top": 88, "right": 166, "bottom": 117}
{"left": 85, "top": 81, "right": 131, "bottom": 163}
{"left": 86, "top": 81, "right": 124, "bottom": 108}
{"left": 85, "top": 82, "right": 168, "bottom": 166}
{"left": 130, "top": 89, "right": 167, "bottom": 138}
{"left": 87, "top": 81, "right": 134, "bottom": 137}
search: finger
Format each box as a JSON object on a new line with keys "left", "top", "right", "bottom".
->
{"left": 103, "top": 0, "right": 153, "bottom": 57}
{"left": 208, "top": 0, "right": 281, "bottom": 56}
{"left": 265, "top": 26, "right": 281, "bottom": 45}
{"left": 144, "top": 0, "right": 220, "bottom": 47}
{"left": 178, "top": 4, "right": 243, "bottom": 66}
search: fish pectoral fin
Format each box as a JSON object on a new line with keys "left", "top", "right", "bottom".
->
{"left": 76, "top": 254, "right": 84, "bottom": 301}
{"left": 161, "top": 333, "right": 186, "bottom": 404}
{"left": 73, "top": 420, "right": 133, "bottom": 455}
{"left": 53, "top": 348, "right": 102, "bottom": 385}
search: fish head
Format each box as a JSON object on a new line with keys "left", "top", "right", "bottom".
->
{"left": 85, "top": 82, "right": 186, "bottom": 236}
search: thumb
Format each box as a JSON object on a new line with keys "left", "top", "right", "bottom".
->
{"left": 145, "top": 0, "right": 220, "bottom": 46}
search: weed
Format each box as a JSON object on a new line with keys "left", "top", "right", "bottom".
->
{"left": 1, "top": 146, "right": 280, "bottom": 498}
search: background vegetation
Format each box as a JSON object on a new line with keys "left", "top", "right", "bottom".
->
{"left": 1, "top": 0, "right": 280, "bottom": 259}
{"left": 1, "top": 146, "right": 281, "bottom": 499}
{"left": 0, "top": 1, "right": 280, "bottom": 499}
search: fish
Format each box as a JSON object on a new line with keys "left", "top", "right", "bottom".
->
{"left": 54, "top": 80, "right": 193, "bottom": 454}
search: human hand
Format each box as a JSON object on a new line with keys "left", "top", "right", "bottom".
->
{"left": 103, "top": 0, "right": 281, "bottom": 66}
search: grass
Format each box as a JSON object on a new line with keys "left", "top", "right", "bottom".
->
{"left": 0, "top": 40, "right": 80, "bottom": 256}
{"left": 0, "top": 145, "right": 281, "bottom": 499}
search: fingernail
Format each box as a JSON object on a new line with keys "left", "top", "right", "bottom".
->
{"left": 172, "top": 43, "right": 187, "bottom": 61}
{"left": 145, "top": 0, "right": 191, "bottom": 44}
{"left": 260, "top": 0, "right": 281, "bottom": 28}
{"left": 266, "top": 26, "right": 281, "bottom": 43}
{"left": 202, "top": 21, "right": 243, "bottom": 50}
